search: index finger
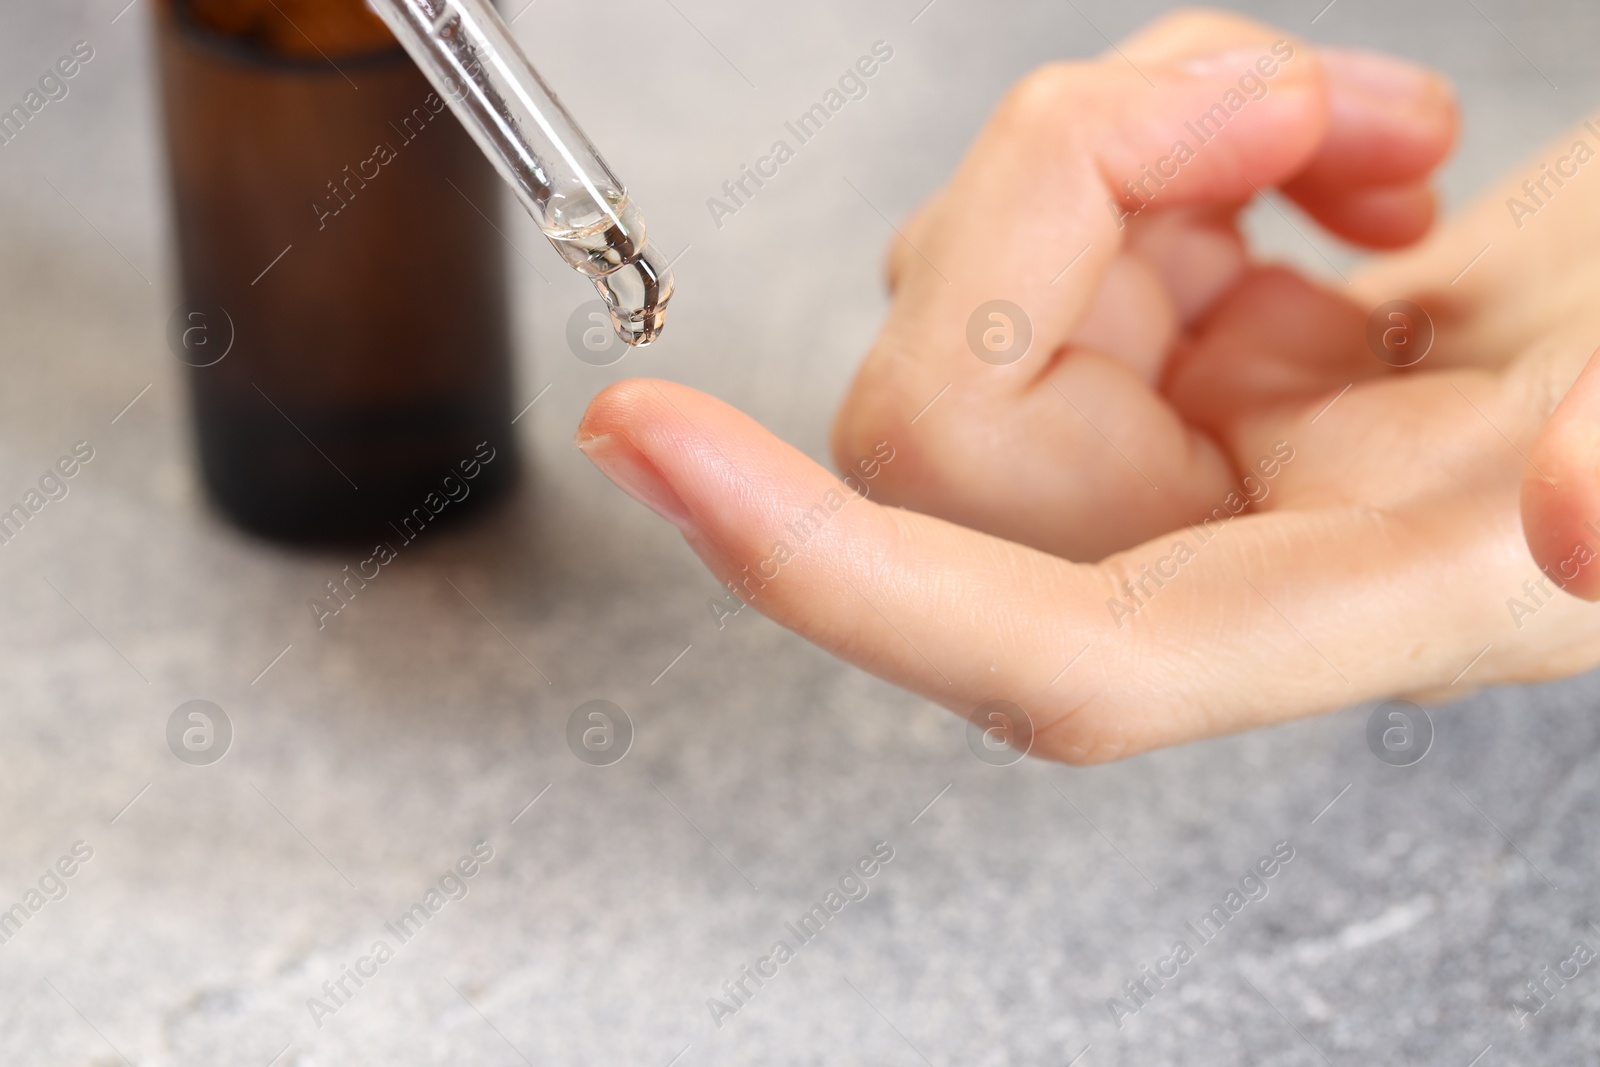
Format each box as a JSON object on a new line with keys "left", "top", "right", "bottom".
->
{"left": 581, "top": 379, "right": 1568, "bottom": 763}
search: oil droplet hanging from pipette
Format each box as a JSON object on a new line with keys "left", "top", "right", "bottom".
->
{"left": 539, "top": 186, "right": 674, "bottom": 346}
{"left": 367, "top": 0, "right": 674, "bottom": 346}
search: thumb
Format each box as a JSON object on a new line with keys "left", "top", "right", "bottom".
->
{"left": 1522, "top": 347, "right": 1600, "bottom": 598}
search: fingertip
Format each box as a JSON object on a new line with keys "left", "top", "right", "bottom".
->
{"left": 1274, "top": 49, "right": 1454, "bottom": 255}
{"left": 577, "top": 379, "right": 717, "bottom": 539}
{"left": 1321, "top": 47, "right": 1456, "bottom": 125}
{"left": 580, "top": 378, "right": 874, "bottom": 565}
{"left": 576, "top": 377, "right": 669, "bottom": 440}
{"left": 1291, "top": 181, "right": 1439, "bottom": 249}
{"left": 1118, "top": 8, "right": 1307, "bottom": 70}
{"left": 1292, "top": 48, "right": 1458, "bottom": 192}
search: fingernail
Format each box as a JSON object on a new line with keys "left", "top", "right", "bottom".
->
{"left": 1173, "top": 43, "right": 1300, "bottom": 80}
{"left": 1320, "top": 48, "right": 1448, "bottom": 102}
{"left": 577, "top": 432, "right": 697, "bottom": 534}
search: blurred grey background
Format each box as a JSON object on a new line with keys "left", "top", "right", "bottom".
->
{"left": 1, "top": 0, "right": 1598, "bottom": 1063}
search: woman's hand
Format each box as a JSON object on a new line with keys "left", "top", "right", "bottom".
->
{"left": 578, "top": 9, "right": 1600, "bottom": 763}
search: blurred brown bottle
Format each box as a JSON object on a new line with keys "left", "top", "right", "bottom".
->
{"left": 155, "top": 0, "right": 518, "bottom": 542}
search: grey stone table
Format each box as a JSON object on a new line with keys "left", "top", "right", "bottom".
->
{"left": 2, "top": 0, "right": 1598, "bottom": 1063}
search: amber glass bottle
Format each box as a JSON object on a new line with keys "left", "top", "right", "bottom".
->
{"left": 155, "top": 0, "right": 517, "bottom": 542}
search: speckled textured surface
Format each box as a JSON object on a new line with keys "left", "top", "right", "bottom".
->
{"left": 2, "top": 1, "right": 1599, "bottom": 1063}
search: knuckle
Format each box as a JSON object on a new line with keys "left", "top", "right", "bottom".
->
{"left": 1152, "top": 6, "right": 1261, "bottom": 38}
{"left": 996, "top": 62, "right": 1083, "bottom": 133}
{"left": 833, "top": 380, "right": 957, "bottom": 503}
{"left": 1128, "top": 7, "right": 1281, "bottom": 58}
{"left": 884, "top": 234, "right": 917, "bottom": 292}
{"left": 830, "top": 361, "right": 908, "bottom": 466}
{"left": 884, "top": 201, "right": 935, "bottom": 290}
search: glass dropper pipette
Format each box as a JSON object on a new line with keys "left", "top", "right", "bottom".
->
{"left": 366, "top": 0, "right": 673, "bottom": 345}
